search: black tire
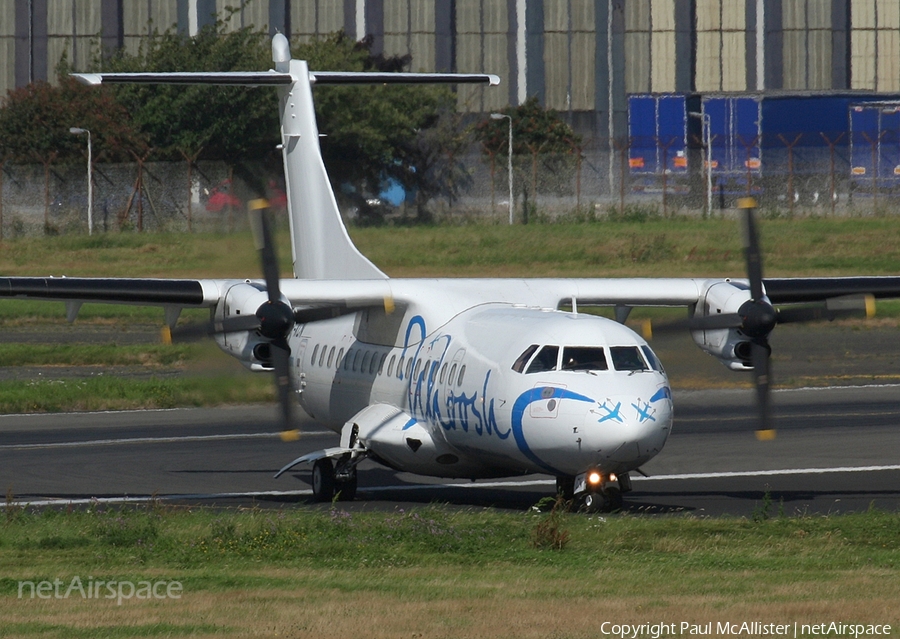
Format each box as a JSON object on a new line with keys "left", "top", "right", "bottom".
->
{"left": 311, "top": 458, "right": 335, "bottom": 502}
{"left": 335, "top": 468, "right": 358, "bottom": 502}
{"left": 581, "top": 491, "right": 601, "bottom": 513}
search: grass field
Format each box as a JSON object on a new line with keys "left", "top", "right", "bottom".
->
{"left": 0, "top": 503, "right": 898, "bottom": 638}
{"left": 1, "top": 216, "right": 899, "bottom": 281}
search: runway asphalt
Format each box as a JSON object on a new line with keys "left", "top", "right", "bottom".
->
{"left": 2, "top": 384, "right": 899, "bottom": 517}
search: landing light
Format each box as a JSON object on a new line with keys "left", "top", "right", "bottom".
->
{"left": 587, "top": 471, "right": 602, "bottom": 485}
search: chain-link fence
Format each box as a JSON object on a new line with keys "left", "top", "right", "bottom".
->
{"left": 2, "top": 132, "right": 897, "bottom": 237}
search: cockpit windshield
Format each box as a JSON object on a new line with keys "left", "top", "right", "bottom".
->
{"left": 525, "top": 345, "right": 559, "bottom": 373}
{"left": 610, "top": 346, "right": 649, "bottom": 372}
{"left": 513, "top": 343, "right": 660, "bottom": 374}
{"left": 561, "top": 347, "right": 608, "bottom": 371}
{"left": 641, "top": 345, "right": 665, "bottom": 373}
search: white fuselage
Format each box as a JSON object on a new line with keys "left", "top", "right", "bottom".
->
{"left": 284, "top": 283, "right": 674, "bottom": 481}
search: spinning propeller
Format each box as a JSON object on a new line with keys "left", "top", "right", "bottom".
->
{"left": 687, "top": 198, "right": 873, "bottom": 439}
{"left": 162, "top": 200, "right": 300, "bottom": 441}
{"left": 163, "top": 199, "right": 395, "bottom": 442}
{"left": 248, "top": 200, "right": 300, "bottom": 442}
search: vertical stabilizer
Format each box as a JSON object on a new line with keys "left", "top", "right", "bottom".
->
{"left": 276, "top": 56, "right": 387, "bottom": 280}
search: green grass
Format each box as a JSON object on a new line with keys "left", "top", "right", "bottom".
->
{"left": 0, "top": 374, "right": 273, "bottom": 413}
{"left": 1, "top": 217, "right": 899, "bottom": 281}
{"left": 0, "top": 343, "right": 198, "bottom": 367}
{"left": 1, "top": 505, "right": 898, "bottom": 637}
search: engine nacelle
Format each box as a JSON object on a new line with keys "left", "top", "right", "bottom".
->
{"left": 690, "top": 280, "right": 755, "bottom": 371}
{"left": 212, "top": 281, "right": 276, "bottom": 370}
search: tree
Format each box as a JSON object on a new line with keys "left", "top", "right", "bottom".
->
{"left": 0, "top": 77, "right": 143, "bottom": 231}
{"left": 475, "top": 97, "right": 582, "bottom": 220}
{"left": 298, "top": 33, "right": 456, "bottom": 221}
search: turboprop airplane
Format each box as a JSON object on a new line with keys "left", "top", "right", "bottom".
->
{"left": 4, "top": 34, "right": 900, "bottom": 511}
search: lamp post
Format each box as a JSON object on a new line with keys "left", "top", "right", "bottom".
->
{"left": 490, "top": 113, "right": 514, "bottom": 224}
{"left": 69, "top": 127, "right": 93, "bottom": 235}
{"left": 688, "top": 112, "right": 712, "bottom": 218}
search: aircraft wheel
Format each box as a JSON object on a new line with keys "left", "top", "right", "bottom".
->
{"left": 311, "top": 458, "right": 335, "bottom": 502}
{"left": 335, "top": 468, "right": 358, "bottom": 502}
{"left": 581, "top": 488, "right": 623, "bottom": 513}
{"left": 581, "top": 491, "right": 602, "bottom": 513}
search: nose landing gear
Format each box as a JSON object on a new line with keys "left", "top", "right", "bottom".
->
{"left": 564, "top": 470, "right": 631, "bottom": 513}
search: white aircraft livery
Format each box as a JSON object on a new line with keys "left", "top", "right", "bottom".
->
{"left": 4, "top": 34, "right": 900, "bottom": 511}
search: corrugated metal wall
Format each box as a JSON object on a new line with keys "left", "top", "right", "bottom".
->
{"left": 4, "top": 0, "right": 900, "bottom": 122}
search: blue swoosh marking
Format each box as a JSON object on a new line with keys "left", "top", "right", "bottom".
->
{"left": 511, "top": 387, "right": 595, "bottom": 475}
{"left": 402, "top": 418, "right": 418, "bottom": 431}
{"left": 650, "top": 387, "right": 672, "bottom": 403}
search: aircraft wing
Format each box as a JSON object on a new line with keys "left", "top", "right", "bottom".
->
{"left": 762, "top": 277, "right": 900, "bottom": 303}
{"left": 562, "top": 276, "right": 900, "bottom": 308}
{"left": 4, "top": 275, "right": 900, "bottom": 321}
{"left": 0, "top": 277, "right": 218, "bottom": 306}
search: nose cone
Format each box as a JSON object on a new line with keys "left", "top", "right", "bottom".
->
{"left": 513, "top": 380, "right": 673, "bottom": 477}
{"left": 584, "top": 387, "right": 672, "bottom": 469}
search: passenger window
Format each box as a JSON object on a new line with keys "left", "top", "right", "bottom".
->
{"left": 387, "top": 355, "right": 396, "bottom": 377}
{"left": 449, "top": 363, "right": 457, "bottom": 385}
{"left": 561, "top": 347, "right": 608, "bottom": 372}
{"left": 457, "top": 364, "right": 466, "bottom": 386}
{"left": 610, "top": 346, "right": 649, "bottom": 372}
{"left": 369, "top": 353, "right": 379, "bottom": 375}
{"left": 318, "top": 346, "right": 327, "bottom": 367}
{"left": 439, "top": 362, "right": 447, "bottom": 384}
{"left": 352, "top": 350, "right": 362, "bottom": 372}
{"left": 397, "top": 356, "right": 405, "bottom": 378}
{"left": 327, "top": 346, "right": 335, "bottom": 368}
{"left": 337, "top": 348, "right": 344, "bottom": 369}
{"left": 525, "top": 346, "right": 559, "bottom": 374}
{"left": 362, "top": 351, "right": 372, "bottom": 374}
{"left": 429, "top": 361, "right": 438, "bottom": 384}
{"left": 378, "top": 353, "right": 387, "bottom": 374}
{"left": 344, "top": 349, "right": 353, "bottom": 370}
{"left": 310, "top": 345, "right": 319, "bottom": 366}
{"left": 405, "top": 358, "right": 413, "bottom": 379}
{"left": 512, "top": 345, "right": 539, "bottom": 373}
{"left": 641, "top": 345, "right": 665, "bottom": 373}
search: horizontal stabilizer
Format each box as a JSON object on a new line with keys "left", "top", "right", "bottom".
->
{"left": 74, "top": 71, "right": 499, "bottom": 88}
{"left": 73, "top": 71, "right": 293, "bottom": 86}
{"left": 310, "top": 72, "right": 500, "bottom": 85}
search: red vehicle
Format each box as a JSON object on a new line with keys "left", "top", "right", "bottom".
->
{"left": 204, "top": 179, "right": 241, "bottom": 212}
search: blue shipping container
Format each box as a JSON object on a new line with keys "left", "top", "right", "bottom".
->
{"left": 850, "top": 102, "right": 900, "bottom": 190}
{"left": 628, "top": 94, "right": 689, "bottom": 176}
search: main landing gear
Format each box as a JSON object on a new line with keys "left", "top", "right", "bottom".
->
{"left": 557, "top": 471, "right": 632, "bottom": 513}
{"left": 311, "top": 457, "right": 358, "bottom": 502}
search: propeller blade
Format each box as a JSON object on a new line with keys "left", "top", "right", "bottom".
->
{"left": 165, "top": 315, "right": 261, "bottom": 342}
{"left": 270, "top": 338, "right": 299, "bottom": 441}
{"left": 776, "top": 293, "right": 875, "bottom": 325}
{"left": 688, "top": 313, "right": 743, "bottom": 331}
{"left": 738, "top": 198, "right": 764, "bottom": 301}
{"left": 750, "top": 338, "right": 776, "bottom": 440}
{"left": 249, "top": 201, "right": 282, "bottom": 304}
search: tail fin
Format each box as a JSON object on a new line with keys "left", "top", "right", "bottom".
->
{"left": 74, "top": 34, "right": 499, "bottom": 280}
